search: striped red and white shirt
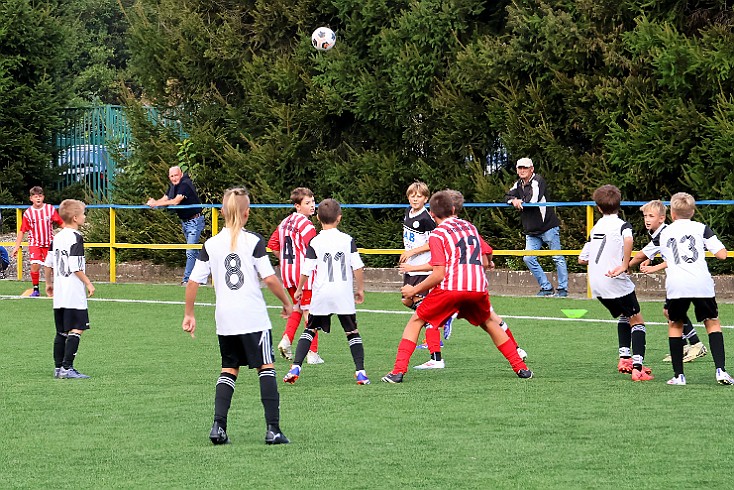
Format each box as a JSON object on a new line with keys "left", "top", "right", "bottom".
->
{"left": 429, "top": 217, "right": 488, "bottom": 292}
{"left": 267, "top": 213, "right": 317, "bottom": 289}
{"left": 21, "top": 204, "right": 63, "bottom": 248}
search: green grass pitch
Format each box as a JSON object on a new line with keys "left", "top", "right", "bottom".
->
{"left": 1, "top": 281, "right": 734, "bottom": 488}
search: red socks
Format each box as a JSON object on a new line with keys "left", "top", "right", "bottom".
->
{"left": 498, "top": 339, "right": 527, "bottom": 372}
{"left": 283, "top": 310, "right": 318, "bottom": 352}
{"left": 31, "top": 270, "right": 40, "bottom": 287}
{"left": 425, "top": 324, "right": 442, "bottom": 353}
{"left": 504, "top": 326, "right": 519, "bottom": 349}
{"left": 393, "top": 338, "right": 417, "bottom": 374}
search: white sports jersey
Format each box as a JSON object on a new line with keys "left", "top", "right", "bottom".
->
{"left": 45, "top": 228, "right": 87, "bottom": 310}
{"left": 579, "top": 214, "right": 635, "bottom": 299}
{"left": 190, "top": 227, "right": 276, "bottom": 335}
{"left": 641, "top": 223, "right": 667, "bottom": 260}
{"left": 402, "top": 207, "right": 435, "bottom": 277}
{"left": 303, "top": 228, "right": 364, "bottom": 315}
{"left": 644, "top": 219, "right": 725, "bottom": 299}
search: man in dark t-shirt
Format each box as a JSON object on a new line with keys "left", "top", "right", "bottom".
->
{"left": 146, "top": 166, "right": 205, "bottom": 285}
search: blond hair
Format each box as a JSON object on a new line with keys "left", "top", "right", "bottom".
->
{"left": 222, "top": 187, "right": 250, "bottom": 251}
{"left": 640, "top": 200, "right": 666, "bottom": 216}
{"left": 670, "top": 192, "right": 696, "bottom": 219}
{"left": 58, "top": 199, "right": 85, "bottom": 224}
{"left": 406, "top": 182, "right": 429, "bottom": 198}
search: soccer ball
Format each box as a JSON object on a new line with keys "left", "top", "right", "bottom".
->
{"left": 311, "top": 27, "right": 336, "bottom": 51}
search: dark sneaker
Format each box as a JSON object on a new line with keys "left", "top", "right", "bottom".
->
{"left": 536, "top": 289, "right": 554, "bottom": 297}
{"left": 265, "top": 425, "right": 289, "bottom": 445}
{"left": 516, "top": 369, "right": 534, "bottom": 379}
{"left": 554, "top": 289, "right": 568, "bottom": 297}
{"left": 30, "top": 290, "right": 40, "bottom": 297}
{"left": 59, "top": 367, "right": 90, "bottom": 379}
{"left": 381, "top": 372, "right": 404, "bottom": 384}
{"left": 209, "top": 421, "right": 230, "bottom": 445}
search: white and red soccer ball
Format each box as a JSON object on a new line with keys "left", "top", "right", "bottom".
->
{"left": 311, "top": 27, "right": 336, "bottom": 51}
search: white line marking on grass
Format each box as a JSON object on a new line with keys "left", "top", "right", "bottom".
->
{"left": 3, "top": 294, "right": 733, "bottom": 329}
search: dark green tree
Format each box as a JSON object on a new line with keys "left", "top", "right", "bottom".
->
{"left": 0, "top": 0, "right": 70, "bottom": 203}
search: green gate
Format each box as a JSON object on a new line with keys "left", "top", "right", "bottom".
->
{"left": 55, "top": 105, "right": 131, "bottom": 201}
{"left": 54, "top": 105, "right": 186, "bottom": 201}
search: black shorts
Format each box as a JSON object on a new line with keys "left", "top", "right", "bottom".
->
{"left": 306, "top": 314, "right": 358, "bottom": 334}
{"left": 403, "top": 274, "right": 429, "bottom": 288}
{"left": 667, "top": 297, "right": 718, "bottom": 323}
{"left": 54, "top": 308, "right": 90, "bottom": 333}
{"left": 598, "top": 292, "right": 641, "bottom": 319}
{"left": 218, "top": 330, "right": 274, "bottom": 369}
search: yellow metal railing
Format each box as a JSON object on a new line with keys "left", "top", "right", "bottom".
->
{"left": 2, "top": 204, "right": 728, "bottom": 296}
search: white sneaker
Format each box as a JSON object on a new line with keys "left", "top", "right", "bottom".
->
{"left": 517, "top": 347, "right": 528, "bottom": 361}
{"left": 306, "top": 351, "right": 325, "bottom": 364}
{"left": 683, "top": 342, "right": 707, "bottom": 363}
{"left": 277, "top": 337, "right": 292, "bottom": 361}
{"left": 413, "top": 359, "right": 445, "bottom": 370}
{"left": 667, "top": 374, "right": 687, "bottom": 386}
{"left": 716, "top": 368, "right": 734, "bottom": 385}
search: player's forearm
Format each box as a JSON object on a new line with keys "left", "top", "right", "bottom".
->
{"left": 184, "top": 281, "right": 199, "bottom": 315}
{"left": 629, "top": 250, "right": 647, "bottom": 269}
{"left": 44, "top": 267, "right": 53, "bottom": 285}
{"left": 73, "top": 271, "right": 93, "bottom": 288}
{"left": 353, "top": 268, "right": 365, "bottom": 293}
{"left": 413, "top": 268, "right": 444, "bottom": 294}
{"left": 621, "top": 238, "right": 633, "bottom": 268}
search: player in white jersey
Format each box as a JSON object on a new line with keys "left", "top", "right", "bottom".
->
{"left": 629, "top": 200, "right": 708, "bottom": 363}
{"left": 283, "top": 198, "right": 370, "bottom": 385}
{"left": 640, "top": 192, "right": 733, "bottom": 386}
{"left": 183, "top": 187, "right": 294, "bottom": 445}
{"left": 399, "top": 182, "right": 451, "bottom": 359}
{"left": 578, "top": 185, "right": 653, "bottom": 381}
{"left": 44, "top": 199, "right": 94, "bottom": 380}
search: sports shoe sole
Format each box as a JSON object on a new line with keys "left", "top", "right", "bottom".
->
{"left": 683, "top": 345, "right": 707, "bottom": 363}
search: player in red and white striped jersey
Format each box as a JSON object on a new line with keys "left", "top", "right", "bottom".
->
{"left": 12, "top": 186, "right": 64, "bottom": 296}
{"left": 382, "top": 190, "right": 533, "bottom": 383}
{"left": 267, "top": 187, "right": 322, "bottom": 363}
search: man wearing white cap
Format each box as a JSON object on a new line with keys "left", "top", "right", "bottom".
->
{"left": 504, "top": 157, "right": 568, "bottom": 297}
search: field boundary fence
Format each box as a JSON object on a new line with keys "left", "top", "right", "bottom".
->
{"left": 2, "top": 201, "right": 733, "bottom": 285}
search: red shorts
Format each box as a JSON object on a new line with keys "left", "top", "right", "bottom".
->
{"left": 287, "top": 286, "right": 312, "bottom": 310}
{"left": 28, "top": 246, "right": 50, "bottom": 265}
{"left": 416, "top": 288, "right": 491, "bottom": 328}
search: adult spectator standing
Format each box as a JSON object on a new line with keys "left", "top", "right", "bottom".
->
{"left": 146, "top": 166, "right": 205, "bottom": 285}
{"left": 504, "top": 157, "right": 568, "bottom": 297}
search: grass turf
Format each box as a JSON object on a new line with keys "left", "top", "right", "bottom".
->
{"left": 1, "top": 281, "right": 734, "bottom": 488}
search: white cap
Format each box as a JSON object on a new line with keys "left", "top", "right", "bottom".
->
{"left": 516, "top": 157, "right": 533, "bottom": 168}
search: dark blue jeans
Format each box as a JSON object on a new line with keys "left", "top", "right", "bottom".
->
{"left": 181, "top": 215, "right": 205, "bottom": 282}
